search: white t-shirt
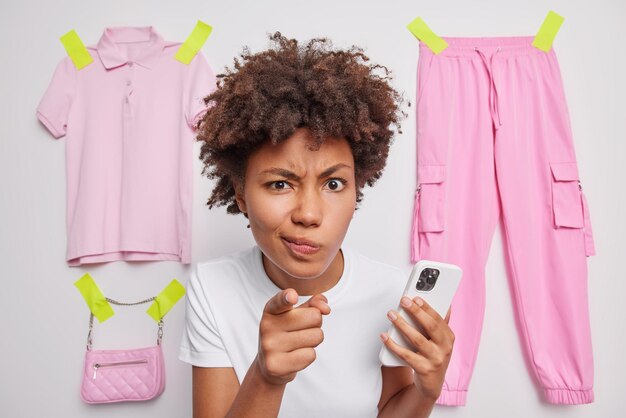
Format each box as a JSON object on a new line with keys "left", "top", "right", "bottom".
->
{"left": 179, "top": 245, "right": 407, "bottom": 417}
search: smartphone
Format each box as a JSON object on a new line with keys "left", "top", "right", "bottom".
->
{"left": 379, "top": 260, "right": 462, "bottom": 367}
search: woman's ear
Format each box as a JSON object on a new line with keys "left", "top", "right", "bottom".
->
{"left": 233, "top": 178, "right": 247, "bottom": 214}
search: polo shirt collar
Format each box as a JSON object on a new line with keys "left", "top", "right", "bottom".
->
{"left": 97, "top": 26, "right": 165, "bottom": 70}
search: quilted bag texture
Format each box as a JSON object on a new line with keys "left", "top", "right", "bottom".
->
{"left": 80, "top": 345, "right": 165, "bottom": 404}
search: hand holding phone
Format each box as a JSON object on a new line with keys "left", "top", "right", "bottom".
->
{"left": 379, "top": 260, "right": 462, "bottom": 367}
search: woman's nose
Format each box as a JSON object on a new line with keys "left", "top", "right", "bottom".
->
{"left": 291, "top": 187, "right": 322, "bottom": 227}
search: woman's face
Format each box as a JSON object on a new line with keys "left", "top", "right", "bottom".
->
{"left": 235, "top": 127, "right": 357, "bottom": 283}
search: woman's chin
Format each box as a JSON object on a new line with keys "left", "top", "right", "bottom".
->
{"left": 278, "top": 260, "right": 326, "bottom": 281}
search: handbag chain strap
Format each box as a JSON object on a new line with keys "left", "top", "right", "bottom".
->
{"left": 86, "top": 297, "right": 164, "bottom": 351}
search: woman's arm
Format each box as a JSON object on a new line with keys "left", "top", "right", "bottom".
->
{"left": 193, "top": 361, "right": 287, "bottom": 418}
{"left": 377, "top": 366, "right": 435, "bottom": 417}
{"left": 193, "top": 367, "right": 239, "bottom": 417}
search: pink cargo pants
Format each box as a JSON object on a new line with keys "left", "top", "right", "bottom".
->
{"left": 411, "top": 36, "right": 596, "bottom": 406}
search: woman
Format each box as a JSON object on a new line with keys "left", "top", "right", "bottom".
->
{"left": 179, "top": 32, "right": 455, "bottom": 418}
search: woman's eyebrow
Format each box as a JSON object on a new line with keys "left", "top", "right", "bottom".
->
{"left": 319, "top": 163, "right": 352, "bottom": 178}
{"left": 259, "top": 168, "right": 300, "bottom": 180}
{"left": 259, "top": 163, "right": 352, "bottom": 180}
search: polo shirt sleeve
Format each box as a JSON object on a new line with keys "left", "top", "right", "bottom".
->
{"left": 179, "top": 264, "right": 233, "bottom": 367}
{"left": 184, "top": 51, "right": 217, "bottom": 130}
{"left": 37, "top": 57, "right": 76, "bottom": 139}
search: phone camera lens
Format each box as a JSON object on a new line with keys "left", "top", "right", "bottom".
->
{"left": 416, "top": 268, "right": 440, "bottom": 292}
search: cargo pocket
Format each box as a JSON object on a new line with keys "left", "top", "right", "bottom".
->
{"left": 417, "top": 165, "right": 447, "bottom": 232}
{"left": 550, "top": 162, "right": 584, "bottom": 228}
{"left": 411, "top": 165, "right": 446, "bottom": 262}
{"left": 549, "top": 162, "right": 596, "bottom": 256}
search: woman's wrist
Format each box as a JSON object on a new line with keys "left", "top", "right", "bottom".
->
{"left": 224, "top": 356, "right": 288, "bottom": 418}
{"left": 253, "top": 355, "right": 290, "bottom": 388}
{"left": 413, "top": 382, "right": 441, "bottom": 403}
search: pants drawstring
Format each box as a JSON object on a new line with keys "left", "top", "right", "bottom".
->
{"left": 474, "top": 46, "right": 502, "bottom": 129}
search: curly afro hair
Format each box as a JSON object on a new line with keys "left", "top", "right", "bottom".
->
{"left": 196, "top": 31, "right": 406, "bottom": 215}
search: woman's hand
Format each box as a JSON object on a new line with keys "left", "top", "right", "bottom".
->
{"left": 380, "top": 296, "right": 454, "bottom": 401}
{"left": 256, "top": 288, "right": 331, "bottom": 386}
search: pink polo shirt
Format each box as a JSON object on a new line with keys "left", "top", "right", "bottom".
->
{"left": 37, "top": 27, "right": 216, "bottom": 266}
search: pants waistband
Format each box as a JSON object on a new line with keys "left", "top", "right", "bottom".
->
{"left": 419, "top": 36, "right": 550, "bottom": 58}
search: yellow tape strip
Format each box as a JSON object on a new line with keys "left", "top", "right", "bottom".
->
{"left": 60, "top": 30, "right": 93, "bottom": 70}
{"left": 532, "top": 11, "right": 565, "bottom": 52}
{"left": 175, "top": 20, "right": 213, "bottom": 64}
{"left": 74, "top": 273, "right": 114, "bottom": 323}
{"left": 406, "top": 17, "right": 448, "bottom": 54}
{"left": 146, "top": 279, "right": 186, "bottom": 322}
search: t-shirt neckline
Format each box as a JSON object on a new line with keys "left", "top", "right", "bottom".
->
{"left": 252, "top": 245, "right": 352, "bottom": 305}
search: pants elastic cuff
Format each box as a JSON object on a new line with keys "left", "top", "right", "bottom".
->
{"left": 435, "top": 389, "right": 467, "bottom": 406}
{"left": 543, "top": 388, "right": 594, "bottom": 404}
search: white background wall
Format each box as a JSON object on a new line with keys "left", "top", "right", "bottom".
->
{"left": 1, "top": 0, "right": 624, "bottom": 416}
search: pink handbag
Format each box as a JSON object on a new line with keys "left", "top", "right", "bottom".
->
{"left": 80, "top": 297, "right": 166, "bottom": 404}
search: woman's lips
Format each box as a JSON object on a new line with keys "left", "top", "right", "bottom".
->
{"left": 281, "top": 237, "right": 320, "bottom": 256}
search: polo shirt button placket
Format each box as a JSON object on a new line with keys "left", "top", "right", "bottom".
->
{"left": 124, "top": 61, "right": 135, "bottom": 113}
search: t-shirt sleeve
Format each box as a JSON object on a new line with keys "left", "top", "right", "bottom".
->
{"left": 184, "top": 50, "right": 217, "bottom": 130}
{"left": 37, "top": 57, "right": 76, "bottom": 138}
{"left": 179, "top": 264, "right": 233, "bottom": 367}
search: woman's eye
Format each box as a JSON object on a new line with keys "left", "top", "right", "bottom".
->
{"left": 269, "top": 181, "right": 291, "bottom": 190}
{"left": 325, "top": 178, "right": 347, "bottom": 191}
